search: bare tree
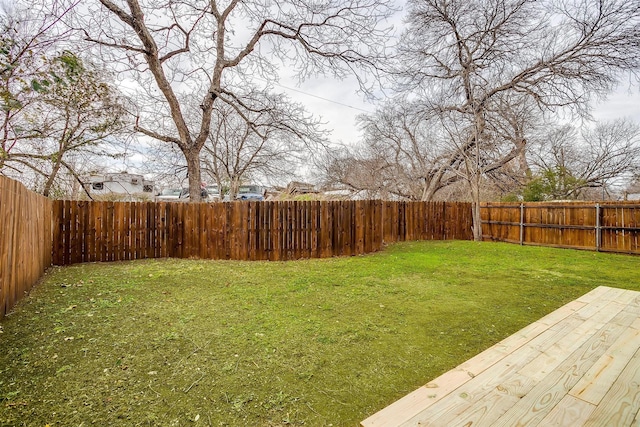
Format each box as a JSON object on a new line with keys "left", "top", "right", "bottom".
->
{"left": 201, "top": 92, "right": 324, "bottom": 199}
{"left": 324, "top": 93, "right": 535, "bottom": 203}
{"left": 0, "top": 4, "right": 128, "bottom": 196}
{"left": 319, "top": 146, "right": 395, "bottom": 199}
{"left": 69, "top": 0, "right": 395, "bottom": 201}
{"left": 397, "top": 0, "right": 640, "bottom": 239}
{"left": 526, "top": 119, "right": 640, "bottom": 199}
{"left": 322, "top": 99, "right": 461, "bottom": 200}
{"left": 356, "top": 100, "right": 456, "bottom": 200}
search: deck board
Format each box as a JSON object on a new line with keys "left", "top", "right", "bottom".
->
{"left": 362, "top": 286, "right": 640, "bottom": 427}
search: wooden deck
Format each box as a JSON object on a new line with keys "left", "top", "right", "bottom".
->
{"left": 362, "top": 286, "right": 640, "bottom": 427}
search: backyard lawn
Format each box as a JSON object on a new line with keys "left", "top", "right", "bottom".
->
{"left": 1, "top": 241, "right": 639, "bottom": 426}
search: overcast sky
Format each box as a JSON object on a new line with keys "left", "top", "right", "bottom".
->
{"left": 118, "top": 0, "right": 640, "bottom": 183}
{"left": 266, "top": 0, "right": 640, "bottom": 148}
{"left": 274, "top": 76, "right": 640, "bottom": 147}
{"left": 592, "top": 84, "right": 640, "bottom": 123}
{"left": 138, "top": 76, "right": 640, "bottom": 184}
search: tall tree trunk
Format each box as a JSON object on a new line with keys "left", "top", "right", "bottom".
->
{"left": 42, "top": 155, "right": 63, "bottom": 197}
{"left": 421, "top": 180, "right": 435, "bottom": 201}
{"left": 421, "top": 173, "right": 444, "bottom": 201}
{"left": 471, "top": 201, "right": 483, "bottom": 241}
{"left": 518, "top": 149, "right": 530, "bottom": 176}
{"left": 228, "top": 177, "right": 240, "bottom": 200}
{"left": 469, "top": 173, "right": 483, "bottom": 241}
{"left": 184, "top": 148, "right": 202, "bottom": 202}
{"left": 215, "top": 177, "right": 224, "bottom": 202}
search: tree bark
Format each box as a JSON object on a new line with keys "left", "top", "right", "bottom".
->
{"left": 42, "top": 155, "right": 63, "bottom": 197}
{"left": 469, "top": 173, "right": 483, "bottom": 241}
{"left": 184, "top": 148, "right": 202, "bottom": 202}
{"left": 228, "top": 177, "right": 240, "bottom": 200}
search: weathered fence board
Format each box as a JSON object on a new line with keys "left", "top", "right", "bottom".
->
{"left": 0, "top": 176, "right": 52, "bottom": 319}
{"left": 51, "top": 200, "right": 473, "bottom": 265}
{"left": 10, "top": 170, "right": 640, "bottom": 319}
{"left": 481, "top": 202, "right": 640, "bottom": 255}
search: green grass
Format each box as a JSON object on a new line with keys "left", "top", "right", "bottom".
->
{"left": 1, "top": 241, "right": 638, "bottom": 426}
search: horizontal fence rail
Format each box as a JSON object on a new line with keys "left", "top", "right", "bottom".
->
{"left": 0, "top": 176, "right": 52, "bottom": 319}
{"left": 481, "top": 202, "right": 640, "bottom": 255}
{"left": 52, "top": 200, "right": 473, "bottom": 265}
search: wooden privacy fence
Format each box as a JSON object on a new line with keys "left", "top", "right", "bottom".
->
{"left": 0, "top": 176, "right": 52, "bottom": 319}
{"left": 6, "top": 173, "right": 640, "bottom": 320}
{"left": 52, "top": 200, "right": 473, "bottom": 265}
{"left": 481, "top": 202, "right": 640, "bottom": 255}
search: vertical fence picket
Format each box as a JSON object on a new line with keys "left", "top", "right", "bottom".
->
{"left": 481, "top": 201, "right": 640, "bottom": 254}
{"left": 0, "top": 177, "right": 52, "bottom": 319}
{"left": 17, "top": 184, "right": 640, "bottom": 323}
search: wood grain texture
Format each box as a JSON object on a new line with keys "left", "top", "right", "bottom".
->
{"left": 0, "top": 176, "right": 52, "bottom": 319}
{"left": 48, "top": 200, "right": 473, "bottom": 264}
{"left": 481, "top": 202, "right": 640, "bottom": 255}
{"left": 569, "top": 326, "right": 640, "bottom": 405}
{"left": 583, "top": 347, "right": 640, "bottom": 427}
{"left": 363, "top": 286, "right": 640, "bottom": 427}
{"left": 538, "top": 395, "right": 596, "bottom": 426}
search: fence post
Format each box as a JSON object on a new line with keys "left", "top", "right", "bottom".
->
{"left": 595, "top": 203, "right": 601, "bottom": 252}
{"left": 519, "top": 203, "right": 525, "bottom": 245}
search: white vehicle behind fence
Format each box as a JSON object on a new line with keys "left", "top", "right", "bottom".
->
{"left": 155, "top": 188, "right": 182, "bottom": 201}
{"left": 86, "top": 172, "right": 154, "bottom": 200}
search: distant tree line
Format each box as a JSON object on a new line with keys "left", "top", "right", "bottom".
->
{"left": 320, "top": 0, "right": 640, "bottom": 239}
{"left": 1, "top": 0, "right": 639, "bottom": 240}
